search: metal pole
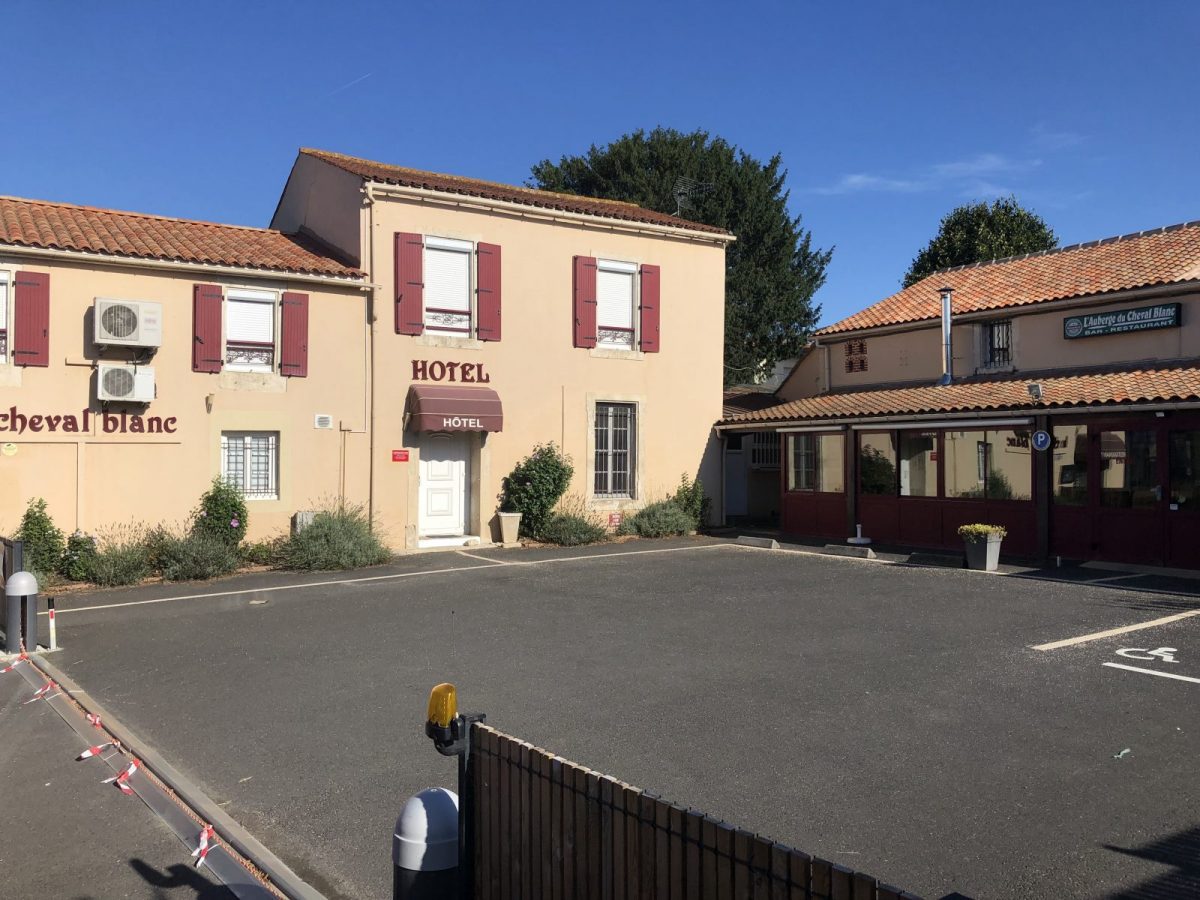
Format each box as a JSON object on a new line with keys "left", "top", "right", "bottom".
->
{"left": 4, "top": 590, "right": 19, "bottom": 654}
{"left": 458, "top": 746, "right": 473, "bottom": 900}
{"left": 47, "top": 597, "right": 57, "bottom": 651}
{"left": 24, "top": 589, "right": 38, "bottom": 653}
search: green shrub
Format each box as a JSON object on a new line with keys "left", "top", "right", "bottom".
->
{"left": 500, "top": 444, "right": 574, "bottom": 539}
{"left": 156, "top": 531, "right": 241, "bottom": 582}
{"left": 15, "top": 498, "right": 65, "bottom": 577}
{"left": 957, "top": 523, "right": 1007, "bottom": 543}
{"left": 672, "top": 474, "right": 708, "bottom": 527}
{"left": 618, "top": 500, "right": 697, "bottom": 538}
{"left": 61, "top": 530, "right": 98, "bottom": 582}
{"left": 241, "top": 538, "right": 284, "bottom": 567}
{"left": 192, "top": 478, "right": 248, "bottom": 547}
{"left": 90, "top": 524, "right": 152, "bottom": 587}
{"left": 279, "top": 503, "right": 391, "bottom": 571}
{"left": 539, "top": 513, "right": 607, "bottom": 547}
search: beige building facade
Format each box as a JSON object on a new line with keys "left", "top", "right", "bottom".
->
{"left": 1, "top": 150, "right": 730, "bottom": 550}
{"left": 720, "top": 222, "right": 1200, "bottom": 568}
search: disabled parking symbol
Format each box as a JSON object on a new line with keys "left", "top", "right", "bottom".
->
{"left": 1115, "top": 647, "right": 1179, "bottom": 663}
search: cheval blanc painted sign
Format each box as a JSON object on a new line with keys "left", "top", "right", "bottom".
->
{"left": 1063, "top": 303, "right": 1181, "bottom": 339}
{"left": 0, "top": 407, "right": 178, "bottom": 435}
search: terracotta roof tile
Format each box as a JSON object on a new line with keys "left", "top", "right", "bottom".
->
{"left": 719, "top": 366, "right": 1200, "bottom": 426}
{"left": 0, "top": 196, "right": 361, "bottom": 278}
{"left": 819, "top": 221, "right": 1200, "bottom": 335}
{"left": 301, "top": 148, "right": 732, "bottom": 237}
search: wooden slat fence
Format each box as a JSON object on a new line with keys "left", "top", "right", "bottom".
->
{"left": 471, "top": 724, "right": 920, "bottom": 900}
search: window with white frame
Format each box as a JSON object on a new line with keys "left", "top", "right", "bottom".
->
{"left": 221, "top": 432, "right": 279, "bottom": 500}
{"left": 0, "top": 272, "right": 8, "bottom": 364}
{"left": 225, "top": 288, "right": 277, "bottom": 370}
{"left": 594, "top": 402, "right": 636, "bottom": 497}
{"left": 596, "top": 259, "right": 637, "bottom": 349}
{"left": 424, "top": 237, "right": 473, "bottom": 336}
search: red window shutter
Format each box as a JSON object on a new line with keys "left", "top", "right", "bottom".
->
{"left": 573, "top": 256, "right": 597, "bottom": 348}
{"left": 395, "top": 233, "right": 424, "bottom": 335}
{"left": 639, "top": 264, "right": 661, "bottom": 353}
{"left": 476, "top": 242, "right": 502, "bottom": 341}
{"left": 280, "top": 292, "right": 309, "bottom": 377}
{"left": 192, "top": 283, "right": 224, "bottom": 373}
{"left": 12, "top": 271, "right": 50, "bottom": 367}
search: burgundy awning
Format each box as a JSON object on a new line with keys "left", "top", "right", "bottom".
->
{"left": 405, "top": 385, "right": 503, "bottom": 433}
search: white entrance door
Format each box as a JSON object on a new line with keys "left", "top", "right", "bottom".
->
{"left": 419, "top": 433, "right": 468, "bottom": 536}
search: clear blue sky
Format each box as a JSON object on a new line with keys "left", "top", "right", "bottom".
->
{"left": 4, "top": 1, "right": 1197, "bottom": 327}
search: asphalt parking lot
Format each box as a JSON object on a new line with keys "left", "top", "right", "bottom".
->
{"left": 37, "top": 537, "right": 1200, "bottom": 900}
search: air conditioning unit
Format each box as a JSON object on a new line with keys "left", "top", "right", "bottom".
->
{"left": 94, "top": 299, "right": 163, "bottom": 348}
{"left": 98, "top": 364, "right": 156, "bottom": 403}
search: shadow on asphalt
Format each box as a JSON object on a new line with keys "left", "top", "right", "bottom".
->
{"left": 1102, "top": 824, "right": 1200, "bottom": 899}
{"left": 126, "top": 858, "right": 235, "bottom": 899}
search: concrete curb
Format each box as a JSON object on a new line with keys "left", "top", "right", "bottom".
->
{"left": 736, "top": 535, "right": 780, "bottom": 550}
{"left": 35, "top": 655, "right": 327, "bottom": 900}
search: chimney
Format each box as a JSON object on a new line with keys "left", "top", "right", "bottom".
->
{"left": 938, "top": 286, "right": 954, "bottom": 385}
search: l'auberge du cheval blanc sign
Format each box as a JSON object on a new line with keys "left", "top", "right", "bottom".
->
{"left": 1063, "top": 302, "right": 1181, "bottom": 339}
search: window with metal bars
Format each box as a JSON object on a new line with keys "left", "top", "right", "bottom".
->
{"left": 594, "top": 403, "right": 636, "bottom": 497}
{"left": 221, "top": 432, "right": 279, "bottom": 500}
{"left": 981, "top": 319, "right": 1012, "bottom": 367}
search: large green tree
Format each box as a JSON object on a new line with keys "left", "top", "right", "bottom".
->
{"left": 903, "top": 197, "right": 1058, "bottom": 287}
{"left": 530, "top": 128, "right": 831, "bottom": 385}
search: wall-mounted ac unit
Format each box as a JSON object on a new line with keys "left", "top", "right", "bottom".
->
{"left": 94, "top": 299, "right": 163, "bottom": 348}
{"left": 98, "top": 364, "right": 156, "bottom": 403}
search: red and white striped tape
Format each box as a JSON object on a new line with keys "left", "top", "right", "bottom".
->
{"left": 23, "top": 680, "right": 58, "bottom": 704}
{"left": 192, "top": 824, "right": 216, "bottom": 868}
{"left": 103, "top": 758, "right": 140, "bottom": 795}
{"left": 76, "top": 742, "right": 116, "bottom": 761}
{"left": 1, "top": 652, "right": 28, "bottom": 674}
{"left": 86, "top": 712, "right": 103, "bottom": 729}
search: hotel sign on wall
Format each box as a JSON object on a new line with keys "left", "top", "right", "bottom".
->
{"left": 1063, "top": 303, "right": 1181, "bottom": 339}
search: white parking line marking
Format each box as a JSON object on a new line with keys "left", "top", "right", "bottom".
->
{"left": 457, "top": 550, "right": 521, "bottom": 566}
{"left": 1102, "top": 662, "right": 1200, "bottom": 684}
{"left": 1032, "top": 609, "right": 1200, "bottom": 650}
{"left": 41, "top": 542, "right": 730, "bottom": 616}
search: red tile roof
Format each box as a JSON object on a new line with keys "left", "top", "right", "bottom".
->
{"left": 723, "top": 388, "right": 787, "bottom": 419}
{"left": 819, "top": 221, "right": 1200, "bottom": 335}
{"left": 301, "top": 148, "right": 732, "bottom": 237}
{"left": 0, "top": 195, "right": 361, "bottom": 278}
{"left": 719, "top": 366, "right": 1200, "bottom": 426}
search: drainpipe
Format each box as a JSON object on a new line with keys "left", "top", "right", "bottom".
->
{"left": 365, "top": 183, "right": 379, "bottom": 527}
{"left": 938, "top": 286, "right": 954, "bottom": 385}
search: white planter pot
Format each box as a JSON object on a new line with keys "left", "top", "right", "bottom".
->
{"left": 964, "top": 534, "right": 1003, "bottom": 571}
{"left": 498, "top": 512, "right": 522, "bottom": 545}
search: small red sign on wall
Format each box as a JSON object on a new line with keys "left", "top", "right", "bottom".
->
{"left": 392, "top": 450, "right": 409, "bottom": 462}
{"left": 608, "top": 512, "right": 623, "bottom": 529}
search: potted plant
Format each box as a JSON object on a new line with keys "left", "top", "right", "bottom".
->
{"left": 497, "top": 507, "right": 522, "bottom": 545}
{"left": 957, "top": 523, "right": 1006, "bottom": 571}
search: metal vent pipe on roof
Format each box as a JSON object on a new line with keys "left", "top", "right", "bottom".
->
{"left": 938, "top": 287, "right": 954, "bottom": 385}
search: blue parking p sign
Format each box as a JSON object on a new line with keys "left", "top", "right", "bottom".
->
{"left": 1032, "top": 430, "right": 1052, "bottom": 452}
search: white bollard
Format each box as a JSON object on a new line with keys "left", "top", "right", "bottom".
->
{"left": 393, "top": 787, "right": 459, "bottom": 900}
{"left": 847, "top": 524, "right": 872, "bottom": 546}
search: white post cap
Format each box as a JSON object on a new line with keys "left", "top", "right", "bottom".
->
{"left": 393, "top": 787, "right": 459, "bottom": 872}
{"left": 5, "top": 571, "right": 38, "bottom": 597}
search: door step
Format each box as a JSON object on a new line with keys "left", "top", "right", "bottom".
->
{"left": 417, "top": 535, "right": 482, "bottom": 549}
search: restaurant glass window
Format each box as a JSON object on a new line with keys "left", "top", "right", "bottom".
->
{"left": 1100, "top": 429, "right": 1158, "bottom": 509}
{"left": 787, "top": 433, "right": 844, "bottom": 493}
{"left": 899, "top": 431, "right": 938, "bottom": 497}
{"left": 858, "top": 432, "right": 897, "bottom": 495}
{"left": 1169, "top": 431, "right": 1200, "bottom": 511}
{"left": 985, "top": 430, "right": 1033, "bottom": 501}
{"left": 1053, "top": 425, "right": 1089, "bottom": 505}
{"left": 944, "top": 430, "right": 987, "bottom": 498}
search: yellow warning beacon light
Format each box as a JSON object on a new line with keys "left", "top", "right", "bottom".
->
{"left": 426, "top": 683, "right": 458, "bottom": 729}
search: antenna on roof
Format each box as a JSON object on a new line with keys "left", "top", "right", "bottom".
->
{"left": 672, "top": 176, "right": 714, "bottom": 217}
